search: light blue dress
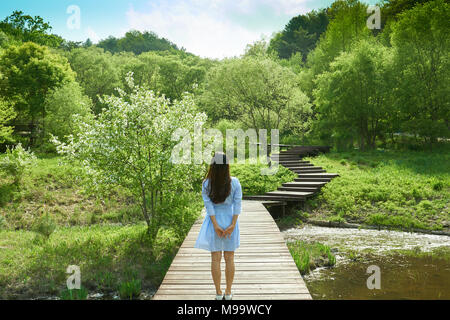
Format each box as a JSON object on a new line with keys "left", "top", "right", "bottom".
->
{"left": 194, "top": 177, "right": 243, "bottom": 252}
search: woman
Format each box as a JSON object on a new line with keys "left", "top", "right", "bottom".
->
{"left": 195, "top": 152, "right": 242, "bottom": 300}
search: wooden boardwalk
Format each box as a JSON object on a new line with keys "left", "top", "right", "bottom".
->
{"left": 153, "top": 200, "right": 312, "bottom": 300}
{"left": 244, "top": 146, "right": 339, "bottom": 202}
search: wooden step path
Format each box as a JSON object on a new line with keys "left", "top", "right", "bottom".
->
{"left": 153, "top": 200, "right": 312, "bottom": 300}
{"left": 244, "top": 146, "right": 339, "bottom": 202}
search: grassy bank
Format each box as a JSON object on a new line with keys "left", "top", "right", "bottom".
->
{"left": 0, "top": 155, "right": 204, "bottom": 299}
{"left": 299, "top": 149, "right": 450, "bottom": 232}
{"left": 0, "top": 224, "right": 180, "bottom": 299}
{"left": 0, "top": 154, "right": 295, "bottom": 299}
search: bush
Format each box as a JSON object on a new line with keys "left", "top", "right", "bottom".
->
{"left": 32, "top": 212, "right": 57, "bottom": 240}
{"left": 0, "top": 144, "right": 37, "bottom": 185}
{"left": 230, "top": 161, "right": 296, "bottom": 195}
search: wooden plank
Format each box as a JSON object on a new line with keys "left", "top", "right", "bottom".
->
{"left": 153, "top": 200, "right": 311, "bottom": 300}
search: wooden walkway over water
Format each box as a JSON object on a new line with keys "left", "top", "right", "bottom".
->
{"left": 153, "top": 200, "right": 312, "bottom": 300}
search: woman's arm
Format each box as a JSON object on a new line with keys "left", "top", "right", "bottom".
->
{"left": 210, "top": 215, "right": 224, "bottom": 238}
{"left": 224, "top": 215, "right": 239, "bottom": 239}
{"left": 224, "top": 178, "right": 242, "bottom": 238}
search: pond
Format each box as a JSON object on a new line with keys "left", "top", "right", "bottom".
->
{"left": 282, "top": 225, "right": 450, "bottom": 300}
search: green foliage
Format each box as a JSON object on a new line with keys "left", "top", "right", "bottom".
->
{"left": 0, "top": 143, "right": 37, "bottom": 185}
{"left": 53, "top": 74, "right": 207, "bottom": 241}
{"left": 230, "top": 161, "right": 296, "bottom": 195}
{"left": 303, "top": 150, "right": 450, "bottom": 231}
{"left": 0, "top": 215, "right": 5, "bottom": 229}
{"left": 0, "top": 99, "right": 16, "bottom": 143}
{"left": 199, "top": 57, "right": 312, "bottom": 137}
{"left": 32, "top": 211, "right": 56, "bottom": 240}
{"left": 98, "top": 30, "right": 179, "bottom": 55}
{"left": 313, "top": 39, "right": 394, "bottom": 150}
{"left": 66, "top": 47, "right": 120, "bottom": 113}
{"left": 43, "top": 81, "right": 93, "bottom": 148}
{"left": 268, "top": 9, "right": 329, "bottom": 60}
{"left": 0, "top": 42, "right": 75, "bottom": 145}
{"left": 116, "top": 51, "right": 209, "bottom": 102}
{"left": 0, "top": 11, "right": 63, "bottom": 47}
{"left": 305, "top": 0, "right": 371, "bottom": 77}
{"left": 390, "top": 0, "right": 450, "bottom": 146}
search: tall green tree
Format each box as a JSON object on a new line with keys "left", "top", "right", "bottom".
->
{"left": 391, "top": 0, "right": 450, "bottom": 147}
{"left": 199, "top": 57, "right": 312, "bottom": 137}
{"left": 114, "top": 51, "right": 208, "bottom": 102}
{"left": 44, "top": 82, "right": 93, "bottom": 147}
{"left": 0, "top": 99, "right": 16, "bottom": 143}
{"left": 97, "top": 30, "right": 179, "bottom": 55}
{"left": 268, "top": 9, "right": 329, "bottom": 61}
{"left": 67, "top": 47, "right": 120, "bottom": 113}
{"left": 0, "top": 11, "right": 63, "bottom": 47}
{"left": 53, "top": 74, "right": 207, "bottom": 241}
{"left": 314, "top": 39, "right": 394, "bottom": 150}
{"left": 0, "top": 42, "right": 75, "bottom": 146}
{"left": 300, "top": 0, "right": 371, "bottom": 97}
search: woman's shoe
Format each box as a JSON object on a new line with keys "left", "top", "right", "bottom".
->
{"left": 224, "top": 293, "right": 233, "bottom": 300}
{"left": 215, "top": 294, "right": 224, "bottom": 300}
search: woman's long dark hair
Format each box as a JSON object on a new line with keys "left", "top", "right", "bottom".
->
{"left": 204, "top": 152, "right": 231, "bottom": 204}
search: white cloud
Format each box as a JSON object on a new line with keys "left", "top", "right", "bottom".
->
{"left": 86, "top": 26, "right": 100, "bottom": 43}
{"left": 125, "top": 0, "right": 311, "bottom": 59}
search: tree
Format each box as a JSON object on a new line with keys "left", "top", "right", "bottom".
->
{"left": 97, "top": 30, "right": 179, "bottom": 54}
{"left": 199, "top": 57, "right": 312, "bottom": 137}
{"left": 391, "top": 0, "right": 450, "bottom": 147}
{"left": 313, "top": 39, "right": 394, "bottom": 150}
{"left": 0, "top": 99, "right": 16, "bottom": 143}
{"left": 268, "top": 9, "right": 329, "bottom": 61}
{"left": 114, "top": 51, "right": 208, "bottom": 102}
{"left": 0, "top": 42, "right": 75, "bottom": 146}
{"left": 0, "top": 11, "right": 63, "bottom": 47}
{"left": 53, "top": 74, "right": 207, "bottom": 241}
{"left": 300, "top": 0, "right": 371, "bottom": 98}
{"left": 44, "top": 82, "right": 93, "bottom": 147}
{"left": 66, "top": 47, "right": 120, "bottom": 113}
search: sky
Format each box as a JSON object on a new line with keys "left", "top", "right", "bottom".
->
{"left": 0, "top": 0, "right": 379, "bottom": 59}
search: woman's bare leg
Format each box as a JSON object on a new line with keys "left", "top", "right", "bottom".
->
{"left": 224, "top": 251, "right": 235, "bottom": 295}
{"left": 211, "top": 251, "right": 222, "bottom": 295}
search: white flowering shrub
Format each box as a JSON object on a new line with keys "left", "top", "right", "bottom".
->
{"left": 53, "top": 73, "right": 208, "bottom": 241}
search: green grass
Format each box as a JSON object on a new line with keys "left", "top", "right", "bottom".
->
{"left": 288, "top": 241, "right": 336, "bottom": 275}
{"left": 60, "top": 287, "right": 89, "bottom": 300}
{"left": 0, "top": 155, "right": 202, "bottom": 299}
{"left": 302, "top": 149, "right": 450, "bottom": 231}
{"left": 0, "top": 224, "right": 182, "bottom": 299}
{"left": 0, "top": 156, "right": 142, "bottom": 230}
{"left": 387, "top": 246, "right": 450, "bottom": 262}
{"left": 118, "top": 278, "right": 142, "bottom": 300}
